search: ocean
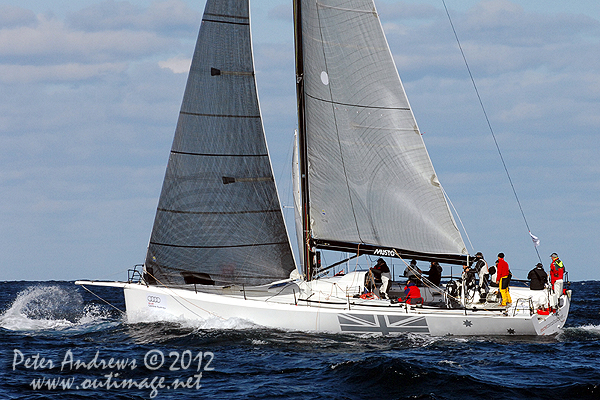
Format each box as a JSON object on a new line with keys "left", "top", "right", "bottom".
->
{"left": 1, "top": 280, "right": 598, "bottom": 399}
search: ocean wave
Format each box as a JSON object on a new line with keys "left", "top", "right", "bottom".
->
{"left": 577, "top": 324, "right": 600, "bottom": 333}
{"left": 0, "top": 284, "right": 115, "bottom": 331}
{"left": 558, "top": 324, "right": 600, "bottom": 340}
{"left": 126, "top": 306, "right": 260, "bottom": 330}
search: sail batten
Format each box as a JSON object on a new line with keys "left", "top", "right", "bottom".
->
{"left": 305, "top": 93, "right": 411, "bottom": 110}
{"left": 144, "top": 0, "right": 296, "bottom": 286}
{"left": 202, "top": 13, "right": 250, "bottom": 25}
{"left": 156, "top": 208, "right": 282, "bottom": 216}
{"left": 316, "top": 2, "right": 375, "bottom": 13}
{"left": 170, "top": 150, "right": 268, "bottom": 157}
{"left": 179, "top": 111, "right": 261, "bottom": 119}
{"left": 150, "top": 241, "right": 290, "bottom": 249}
{"left": 202, "top": 19, "right": 250, "bottom": 26}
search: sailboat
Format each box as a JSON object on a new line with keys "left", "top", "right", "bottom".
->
{"left": 77, "top": 0, "right": 571, "bottom": 335}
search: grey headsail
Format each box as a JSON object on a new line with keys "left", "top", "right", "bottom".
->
{"left": 296, "top": 0, "right": 467, "bottom": 263}
{"left": 145, "top": 0, "right": 296, "bottom": 286}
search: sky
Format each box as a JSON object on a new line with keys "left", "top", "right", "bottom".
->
{"left": 1, "top": 0, "right": 599, "bottom": 282}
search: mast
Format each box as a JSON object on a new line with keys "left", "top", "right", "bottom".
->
{"left": 293, "top": 0, "right": 314, "bottom": 281}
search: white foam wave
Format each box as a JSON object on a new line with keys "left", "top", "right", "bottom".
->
{"left": 330, "top": 360, "right": 358, "bottom": 370}
{"left": 438, "top": 360, "right": 463, "bottom": 368}
{"left": 577, "top": 324, "right": 600, "bottom": 333}
{"left": 0, "top": 285, "right": 115, "bottom": 331}
{"left": 197, "top": 316, "right": 258, "bottom": 330}
{"left": 126, "top": 307, "right": 259, "bottom": 330}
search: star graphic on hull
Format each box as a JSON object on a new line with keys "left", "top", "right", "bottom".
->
{"left": 507, "top": 328, "right": 515, "bottom": 335}
{"left": 463, "top": 320, "right": 473, "bottom": 327}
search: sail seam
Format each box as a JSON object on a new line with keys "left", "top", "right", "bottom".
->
{"left": 203, "top": 16, "right": 249, "bottom": 26}
{"left": 157, "top": 208, "right": 280, "bottom": 215}
{"left": 171, "top": 150, "right": 268, "bottom": 157}
{"left": 305, "top": 92, "right": 410, "bottom": 111}
{"left": 316, "top": 2, "right": 376, "bottom": 15}
{"left": 180, "top": 111, "right": 260, "bottom": 118}
{"left": 149, "top": 241, "right": 289, "bottom": 249}
{"left": 203, "top": 12, "right": 249, "bottom": 20}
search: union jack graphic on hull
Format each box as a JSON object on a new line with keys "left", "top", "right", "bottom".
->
{"left": 338, "top": 313, "right": 429, "bottom": 335}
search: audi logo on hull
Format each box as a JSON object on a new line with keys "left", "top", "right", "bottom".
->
{"left": 147, "top": 295, "right": 161, "bottom": 303}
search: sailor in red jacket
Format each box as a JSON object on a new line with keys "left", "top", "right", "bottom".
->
{"left": 549, "top": 253, "right": 565, "bottom": 309}
{"left": 403, "top": 279, "right": 423, "bottom": 305}
{"left": 496, "top": 253, "right": 512, "bottom": 306}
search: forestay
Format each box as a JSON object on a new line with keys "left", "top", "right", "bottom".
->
{"left": 299, "top": 0, "right": 467, "bottom": 257}
{"left": 144, "top": 0, "right": 295, "bottom": 286}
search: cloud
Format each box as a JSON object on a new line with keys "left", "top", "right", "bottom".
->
{"left": 158, "top": 56, "right": 191, "bottom": 73}
{"left": 65, "top": 0, "right": 200, "bottom": 35}
{"left": 0, "top": 15, "right": 181, "bottom": 67}
{"left": 0, "top": 62, "right": 128, "bottom": 84}
{"left": 382, "top": 0, "right": 600, "bottom": 78}
{"left": 267, "top": 3, "right": 291, "bottom": 21}
{"left": 0, "top": 5, "right": 37, "bottom": 28}
{"left": 380, "top": 0, "right": 600, "bottom": 138}
{"left": 464, "top": 0, "right": 599, "bottom": 46}
{"left": 0, "top": 2, "right": 201, "bottom": 86}
{"left": 376, "top": 1, "right": 441, "bottom": 20}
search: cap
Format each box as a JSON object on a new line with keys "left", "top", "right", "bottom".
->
{"left": 475, "top": 252, "right": 483, "bottom": 257}
{"left": 498, "top": 252, "right": 505, "bottom": 258}
{"left": 536, "top": 263, "right": 543, "bottom": 268}
{"left": 550, "top": 253, "right": 558, "bottom": 258}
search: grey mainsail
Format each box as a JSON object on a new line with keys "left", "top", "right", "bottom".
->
{"left": 297, "top": 0, "right": 467, "bottom": 260}
{"left": 145, "top": 0, "right": 296, "bottom": 286}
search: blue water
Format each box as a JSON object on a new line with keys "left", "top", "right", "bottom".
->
{"left": 1, "top": 281, "right": 599, "bottom": 399}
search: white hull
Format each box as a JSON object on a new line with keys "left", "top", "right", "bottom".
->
{"left": 77, "top": 272, "right": 570, "bottom": 336}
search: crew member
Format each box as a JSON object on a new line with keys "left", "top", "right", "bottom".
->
{"left": 462, "top": 264, "right": 477, "bottom": 293}
{"left": 489, "top": 260, "right": 498, "bottom": 288}
{"left": 370, "top": 258, "right": 391, "bottom": 299}
{"left": 473, "top": 252, "right": 490, "bottom": 297}
{"left": 496, "top": 253, "right": 512, "bottom": 306}
{"left": 404, "top": 259, "right": 423, "bottom": 286}
{"left": 403, "top": 278, "right": 423, "bottom": 305}
{"left": 423, "top": 261, "right": 442, "bottom": 286}
{"left": 527, "top": 263, "right": 547, "bottom": 291}
{"left": 549, "top": 253, "right": 565, "bottom": 309}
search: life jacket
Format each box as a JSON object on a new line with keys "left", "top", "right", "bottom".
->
{"left": 373, "top": 261, "right": 390, "bottom": 273}
{"left": 474, "top": 259, "right": 488, "bottom": 275}
{"left": 551, "top": 259, "right": 565, "bottom": 280}
{"left": 404, "top": 284, "right": 421, "bottom": 301}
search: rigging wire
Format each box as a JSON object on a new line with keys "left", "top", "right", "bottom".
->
{"left": 79, "top": 285, "right": 125, "bottom": 315}
{"left": 441, "top": 0, "right": 542, "bottom": 263}
{"left": 441, "top": 185, "right": 474, "bottom": 253}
